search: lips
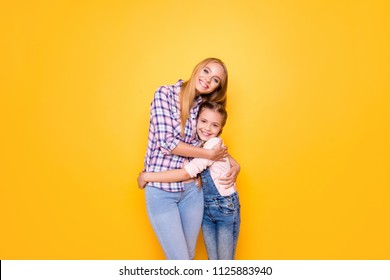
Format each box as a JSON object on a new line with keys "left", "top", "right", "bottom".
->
{"left": 198, "top": 129, "right": 212, "bottom": 139}
{"left": 199, "top": 79, "right": 209, "bottom": 90}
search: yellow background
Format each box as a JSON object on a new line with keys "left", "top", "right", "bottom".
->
{"left": 1, "top": 0, "right": 389, "bottom": 259}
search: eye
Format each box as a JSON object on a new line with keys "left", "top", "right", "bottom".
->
{"left": 203, "top": 68, "right": 209, "bottom": 74}
{"left": 213, "top": 78, "right": 220, "bottom": 84}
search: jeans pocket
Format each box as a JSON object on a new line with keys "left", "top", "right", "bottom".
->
{"left": 216, "top": 197, "right": 236, "bottom": 215}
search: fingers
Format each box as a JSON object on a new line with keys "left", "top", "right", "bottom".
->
{"left": 219, "top": 175, "right": 234, "bottom": 186}
{"left": 223, "top": 146, "right": 228, "bottom": 158}
{"left": 211, "top": 143, "right": 228, "bottom": 161}
{"left": 218, "top": 146, "right": 228, "bottom": 160}
{"left": 137, "top": 172, "right": 146, "bottom": 190}
{"left": 219, "top": 169, "right": 237, "bottom": 187}
{"left": 220, "top": 176, "right": 235, "bottom": 189}
{"left": 220, "top": 180, "right": 234, "bottom": 189}
{"left": 212, "top": 141, "right": 223, "bottom": 150}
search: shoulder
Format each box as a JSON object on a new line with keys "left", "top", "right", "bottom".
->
{"left": 154, "top": 80, "right": 183, "bottom": 100}
{"left": 203, "top": 137, "right": 223, "bottom": 149}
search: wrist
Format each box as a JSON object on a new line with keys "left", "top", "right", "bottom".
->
{"left": 207, "top": 149, "right": 214, "bottom": 160}
{"left": 142, "top": 173, "right": 150, "bottom": 182}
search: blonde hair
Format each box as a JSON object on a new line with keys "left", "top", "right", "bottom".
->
{"left": 179, "top": 58, "right": 228, "bottom": 136}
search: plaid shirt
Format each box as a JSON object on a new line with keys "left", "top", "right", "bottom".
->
{"left": 143, "top": 79, "right": 202, "bottom": 192}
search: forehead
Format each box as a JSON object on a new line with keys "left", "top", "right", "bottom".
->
{"left": 198, "top": 108, "right": 223, "bottom": 123}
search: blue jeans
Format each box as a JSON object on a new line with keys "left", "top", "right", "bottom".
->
{"left": 201, "top": 168, "right": 241, "bottom": 260}
{"left": 145, "top": 181, "right": 204, "bottom": 259}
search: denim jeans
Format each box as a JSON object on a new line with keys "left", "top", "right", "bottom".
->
{"left": 145, "top": 181, "right": 204, "bottom": 259}
{"left": 201, "top": 168, "right": 240, "bottom": 260}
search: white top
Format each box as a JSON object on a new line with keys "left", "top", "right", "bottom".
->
{"left": 184, "top": 137, "right": 237, "bottom": 196}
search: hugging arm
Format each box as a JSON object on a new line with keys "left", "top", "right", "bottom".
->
{"left": 151, "top": 87, "right": 227, "bottom": 161}
{"left": 137, "top": 153, "right": 212, "bottom": 189}
{"left": 138, "top": 141, "right": 217, "bottom": 189}
{"left": 172, "top": 141, "right": 227, "bottom": 161}
{"left": 137, "top": 169, "right": 191, "bottom": 189}
{"left": 219, "top": 155, "right": 240, "bottom": 188}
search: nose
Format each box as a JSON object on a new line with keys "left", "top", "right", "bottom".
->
{"left": 204, "top": 74, "right": 211, "bottom": 83}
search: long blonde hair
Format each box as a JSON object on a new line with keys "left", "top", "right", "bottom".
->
{"left": 179, "top": 58, "right": 228, "bottom": 135}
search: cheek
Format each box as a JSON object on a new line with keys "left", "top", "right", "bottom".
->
{"left": 212, "top": 128, "right": 220, "bottom": 135}
{"left": 211, "top": 83, "right": 221, "bottom": 92}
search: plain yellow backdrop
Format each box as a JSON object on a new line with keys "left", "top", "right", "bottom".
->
{"left": 1, "top": 0, "right": 389, "bottom": 259}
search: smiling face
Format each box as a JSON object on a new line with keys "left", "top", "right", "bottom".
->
{"left": 195, "top": 62, "right": 226, "bottom": 95}
{"left": 196, "top": 108, "right": 224, "bottom": 141}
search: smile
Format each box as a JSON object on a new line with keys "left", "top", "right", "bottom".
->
{"left": 199, "top": 130, "right": 212, "bottom": 137}
{"left": 199, "top": 79, "right": 209, "bottom": 89}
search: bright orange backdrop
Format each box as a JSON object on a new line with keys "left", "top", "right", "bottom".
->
{"left": 1, "top": 0, "right": 389, "bottom": 259}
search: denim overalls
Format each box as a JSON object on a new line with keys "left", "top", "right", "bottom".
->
{"left": 201, "top": 168, "right": 240, "bottom": 260}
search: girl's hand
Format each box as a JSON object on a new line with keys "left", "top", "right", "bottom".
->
{"left": 219, "top": 160, "right": 240, "bottom": 189}
{"left": 209, "top": 141, "right": 228, "bottom": 161}
{"left": 137, "top": 172, "right": 147, "bottom": 189}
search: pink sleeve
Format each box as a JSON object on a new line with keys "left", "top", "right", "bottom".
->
{"left": 183, "top": 138, "right": 221, "bottom": 178}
